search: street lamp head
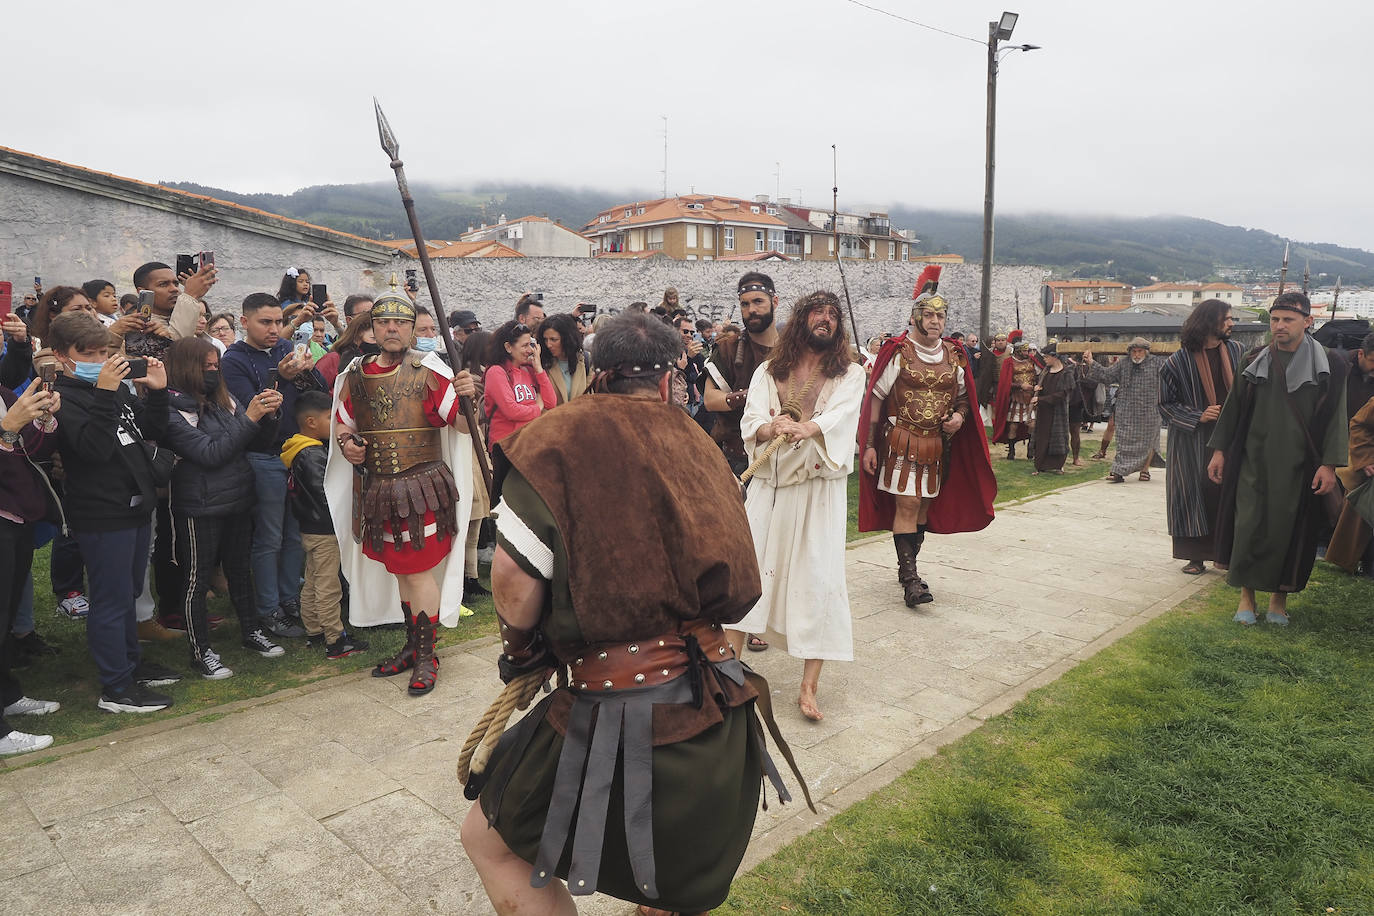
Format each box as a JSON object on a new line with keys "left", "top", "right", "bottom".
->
{"left": 1018, "top": 43, "right": 1041, "bottom": 51}
{"left": 995, "top": 11, "right": 1018, "bottom": 41}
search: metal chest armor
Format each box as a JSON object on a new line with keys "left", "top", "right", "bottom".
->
{"left": 345, "top": 354, "right": 460, "bottom": 554}
{"left": 1009, "top": 358, "right": 1037, "bottom": 405}
{"left": 880, "top": 343, "right": 961, "bottom": 492}
{"left": 348, "top": 355, "right": 443, "bottom": 476}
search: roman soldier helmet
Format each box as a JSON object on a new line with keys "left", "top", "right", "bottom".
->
{"left": 371, "top": 293, "right": 416, "bottom": 323}
{"left": 1009, "top": 329, "right": 1029, "bottom": 353}
{"left": 910, "top": 265, "right": 947, "bottom": 314}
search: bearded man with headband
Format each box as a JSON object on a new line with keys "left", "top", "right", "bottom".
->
{"left": 703, "top": 272, "right": 781, "bottom": 476}
{"left": 324, "top": 293, "right": 476, "bottom": 696}
{"left": 858, "top": 266, "right": 996, "bottom": 608}
{"left": 725, "top": 291, "right": 867, "bottom": 721}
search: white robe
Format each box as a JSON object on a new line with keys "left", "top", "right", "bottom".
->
{"left": 323, "top": 351, "right": 474, "bottom": 628}
{"left": 731, "top": 360, "right": 866, "bottom": 661}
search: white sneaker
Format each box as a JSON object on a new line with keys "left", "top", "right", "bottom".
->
{"left": 0, "top": 729, "right": 54, "bottom": 756}
{"left": 3, "top": 696, "right": 60, "bottom": 716}
{"left": 56, "top": 592, "right": 90, "bottom": 619}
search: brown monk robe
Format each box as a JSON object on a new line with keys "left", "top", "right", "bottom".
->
{"left": 1326, "top": 396, "right": 1374, "bottom": 572}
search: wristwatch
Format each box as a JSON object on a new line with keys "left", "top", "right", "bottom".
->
{"left": 0, "top": 428, "right": 20, "bottom": 448}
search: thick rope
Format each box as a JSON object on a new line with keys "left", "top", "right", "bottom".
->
{"left": 457, "top": 669, "right": 548, "bottom": 786}
{"left": 738, "top": 366, "right": 821, "bottom": 484}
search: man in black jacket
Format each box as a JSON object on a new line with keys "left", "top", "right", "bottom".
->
{"left": 49, "top": 313, "right": 180, "bottom": 713}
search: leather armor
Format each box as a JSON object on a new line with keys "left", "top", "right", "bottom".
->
{"left": 879, "top": 343, "right": 965, "bottom": 493}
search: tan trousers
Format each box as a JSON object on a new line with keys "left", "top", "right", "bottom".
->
{"left": 300, "top": 533, "right": 344, "bottom": 643}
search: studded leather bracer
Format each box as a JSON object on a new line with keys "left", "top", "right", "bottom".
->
{"left": 497, "top": 616, "right": 557, "bottom": 684}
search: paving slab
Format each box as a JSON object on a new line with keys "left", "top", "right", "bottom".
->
{"left": 0, "top": 475, "right": 1212, "bottom": 914}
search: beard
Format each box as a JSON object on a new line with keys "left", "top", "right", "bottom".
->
{"left": 744, "top": 310, "right": 775, "bottom": 333}
{"left": 806, "top": 326, "right": 837, "bottom": 351}
{"left": 1218, "top": 324, "right": 1232, "bottom": 339}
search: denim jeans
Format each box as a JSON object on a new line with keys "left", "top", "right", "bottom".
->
{"left": 73, "top": 523, "right": 152, "bottom": 690}
{"left": 247, "top": 452, "right": 304, "bottom": 618}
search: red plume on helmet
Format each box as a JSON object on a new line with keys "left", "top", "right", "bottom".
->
{"left": 1008, "top": 329, "right": 1024, "bottom": 346}
{"left": 912, "top": 265, "right": 942, "bottom": 299}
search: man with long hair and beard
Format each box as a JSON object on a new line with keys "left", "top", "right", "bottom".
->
{"left": 857, "top": 266, "right": 996, "bottom": 608}
{"left": 726, "top": 292, "right": 866, "bottom": 721}
{"left": 1158, "top": 298, "right": 1240, "bottom": 574}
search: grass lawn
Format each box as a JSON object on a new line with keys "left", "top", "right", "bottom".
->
{"left": 719, "top": 563, "right": 1374, "bottom": 915}
{"left": 12, "top": 547, "right": 497, "bottom": 750}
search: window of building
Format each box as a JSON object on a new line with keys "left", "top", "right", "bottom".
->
{"left": 686, "top": 224, "right": 697, "bottom": 248}
{"left": 888, "top": 241, "right": 895, "bottom": 260}
{"left": 637, "top": 207, "right": 646, "bottom": 215}
{"left": 624, "top": 209, "right": 632, "bottom": 218}
{"left": 701, "top": 226, "right": 714, "bottom": 247}
{"left": 598, "top": 215, "right": 608, "bottom": 223}
{"left": 768, "top": 229, "right": 783, "bottom": 252}
{"left": 901, "top": 245, "right": 909, "bottom": 261}
{"left": 766, "top": 206, "right": 777, "bottom": 215}
{"left": 647, "top": 227, "right": 664, "bottom": 250}
{"left": 750, "top": 205, "right": 760, "bottom": 214}
{"left": 724, "top": 227, "right": 734, "bottom": 250}
{"left": 755, "top": 230, "right": 765, "bottom": 252}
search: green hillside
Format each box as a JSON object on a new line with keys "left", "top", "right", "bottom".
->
{"left": 164, "top": 179, "right": 1374, "bottom": 285}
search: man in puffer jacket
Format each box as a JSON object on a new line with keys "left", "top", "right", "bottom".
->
{"left": 161, "top": 338, "right": 284, "bottom": 679}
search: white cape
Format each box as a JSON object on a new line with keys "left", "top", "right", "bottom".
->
{"left": 323, "top": 351, "right": 474, "bottom": 628}
{"left": 731, "top": 361, "right": 865, "bottom": 660}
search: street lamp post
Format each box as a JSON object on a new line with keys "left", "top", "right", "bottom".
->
{"left": 979, "top": 11, "right": 1038, "bottom": 341}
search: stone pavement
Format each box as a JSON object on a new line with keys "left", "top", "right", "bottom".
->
{"left": 0, "top": 476, "right": 1212, "bottom": 915}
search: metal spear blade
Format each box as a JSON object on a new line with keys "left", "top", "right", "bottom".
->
{"left": 374, "top": 97, "right": 399, "bottom": 160}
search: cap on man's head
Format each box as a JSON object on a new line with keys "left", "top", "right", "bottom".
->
{"left": 450, "top": 309, "right": 479, "bottom": 328}
{"left": 370, "top": 293, "right": 416, "bottom": 323}
{"left": 1128, "top": 336, "right": 1151, "bottom": 351}
{"left": 1270, "top": 291, "right": 1311, "bottom": 316}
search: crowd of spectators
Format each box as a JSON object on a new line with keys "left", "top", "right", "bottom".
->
{"left": 0, "top": 267, "right": 735, "bottom": 756}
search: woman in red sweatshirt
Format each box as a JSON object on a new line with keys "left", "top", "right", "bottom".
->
{"left": 483, "top": 320, "right": 554, "bottom": 449}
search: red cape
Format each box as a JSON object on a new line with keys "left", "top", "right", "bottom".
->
{"left": 857, "top": 333, "right": 997, "bottom": 534}
{"left": 990, "top": 353, "right": 1043, "bottom": 443}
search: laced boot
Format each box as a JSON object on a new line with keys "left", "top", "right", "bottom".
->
{"left": 894, "top": 532, "right": 931, "bottom": 608}
{"left": 1006, "top": 442, "right": 1017, "bottom": 460}
{"left": 372, "top": 602, "right": 417, "bottom": 677}
{"left": 408, "top": 610, "right": 440, "bottom": 696}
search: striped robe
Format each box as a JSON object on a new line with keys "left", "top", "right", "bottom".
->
{"left": 1158, "top": 341, "right": 1242, "bottom": 539}
{"left": 1084, "top": 356, "right": 1163, "bottom": 477}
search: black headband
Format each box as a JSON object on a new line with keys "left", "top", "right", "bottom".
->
{"left": 738, "top": 282, "right": 773, "bottom": 295}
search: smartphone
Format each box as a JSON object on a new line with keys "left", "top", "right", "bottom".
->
{"left": 138, "top": 289, "right": 155, "bottom": 320}
{"left": 0, "top": 281, "right": 11, "bottom": 319}
{"left": 124, "top": 357, "right": 149, "bottom": 380}
{"left": 294, "top": 342, "right": 309, "bottom": 361}
{"left": 583, "top": 303, "right": 597, "bottom": 316}
{"left": 37, "top": 363, "right": 57, "bottom": 392}
{"left": 34, "top": 276, "right": 41, "bottom": 288}
{"left": 310, "top": 284, "right": 328, "bottom": 306}
{"left": 534, "top": 292, "right": 544, "bottom": 301}
{"left": 176, "top": 254, "right": 197, "bottom": 277}
{"left": 267, "top": 369, "right": 280, "bottom": 390}
{"left": 199, "top": 250, "right": 215, "bottom": 270}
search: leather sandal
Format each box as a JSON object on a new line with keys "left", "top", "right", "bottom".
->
{"left": 1139, "top": 471, "right": 1151, "bottom": 481}
{"left": 1106, "top": 473, "right": 1125, "bottom": 483}
{"left": 1181, "top": 561, "right": 1206, "bottom": 575}
{"left": 746, "top": 634, "right": 768, "bottom": 652}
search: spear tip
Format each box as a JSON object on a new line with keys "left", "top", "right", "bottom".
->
{"left": 374, "top": 98, "right": 399, "bottom": 160}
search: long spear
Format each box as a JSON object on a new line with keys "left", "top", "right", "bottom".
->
{"left": 1277, "top": 240, "right": 1290, "bottom": 295}
{"left": 831, "top": 145, "right": 861, "bottom": 347}
{"left": 374, "top": 98, "right": 494, "bottom": 500}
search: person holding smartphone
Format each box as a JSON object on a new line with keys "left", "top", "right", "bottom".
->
{"left": 48, "top": 312, "right": 181, "bottom": 713}
{"left": 125, "top": 260, "right": 217, "bottom": 362}
{"left": 0, "top": 376, "right": 63, "bottom": 755}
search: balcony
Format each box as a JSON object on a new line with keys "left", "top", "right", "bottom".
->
{"left": 784, "top": 243, "right": 803, "bottom": 257}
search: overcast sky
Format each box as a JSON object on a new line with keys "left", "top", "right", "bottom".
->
{"left": 8, "top": 0, "right": 1373, "bottom": 251}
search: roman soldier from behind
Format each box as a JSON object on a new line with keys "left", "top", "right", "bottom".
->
{"left": 992, "top": 330, "right": 1040, "bottom": 459}
{"left": 858, "top": 266, "right": 997, "bottom": 607}
{"left": 325, "top": 293, "right": 476, "bottom": 696}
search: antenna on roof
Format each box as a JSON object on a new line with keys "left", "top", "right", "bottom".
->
{"left": 661, "top": 116, "right": 668, "bottom": 198}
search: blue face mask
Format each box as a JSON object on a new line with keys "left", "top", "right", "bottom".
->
{"left": 71, "top": 360, "right": 105, "bottom": 383}
{"left": 414, "top": 336, "right": 440, "bottom": 352}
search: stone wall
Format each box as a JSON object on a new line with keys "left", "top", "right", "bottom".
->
{"left": 0, "top": 170, "right": 391, "bottom": 310}
{"left": 426, "top": 258, "right": 1049, "bottom": 345}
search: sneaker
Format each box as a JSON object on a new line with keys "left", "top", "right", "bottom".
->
{"left": 279, "top": 598, "right": 304, "bottom": 626}
{"left": 56, "top": 591, "right": 89, "bottom": 619}
{"left": 261, "top": 608, "right": 306, "bottom": 639}
{"left": 0, "top": 729, "right": 54, "bottom": 755}
{"left": 189, "top": 647, "right": 234, "bottom": 680}
{"left": 137, "top": 618, "right": 183, "bottom": 642}
{"left": 12, "top": 631, "right": 60, "bottom": 657}
{"left": 3, "top": 696, "right": 60, "bottom": 717}
{"left": 325, "top": 634, "right": 371, "bottom": 659}
{"left": 242, "top": 628, "right": 285, "bottom": 658}
{"left": 305, "top": 632, "right": 326, "bottom": 650}
{"left": 133, "top": 660, "right": 182, "bottom": 687}
{"left": 97, "top": 682, "right": 172, "bottom": 714}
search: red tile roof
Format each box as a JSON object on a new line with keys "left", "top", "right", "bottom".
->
{"left": 585, "top": 194, "right": 789, "bottom": 233}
